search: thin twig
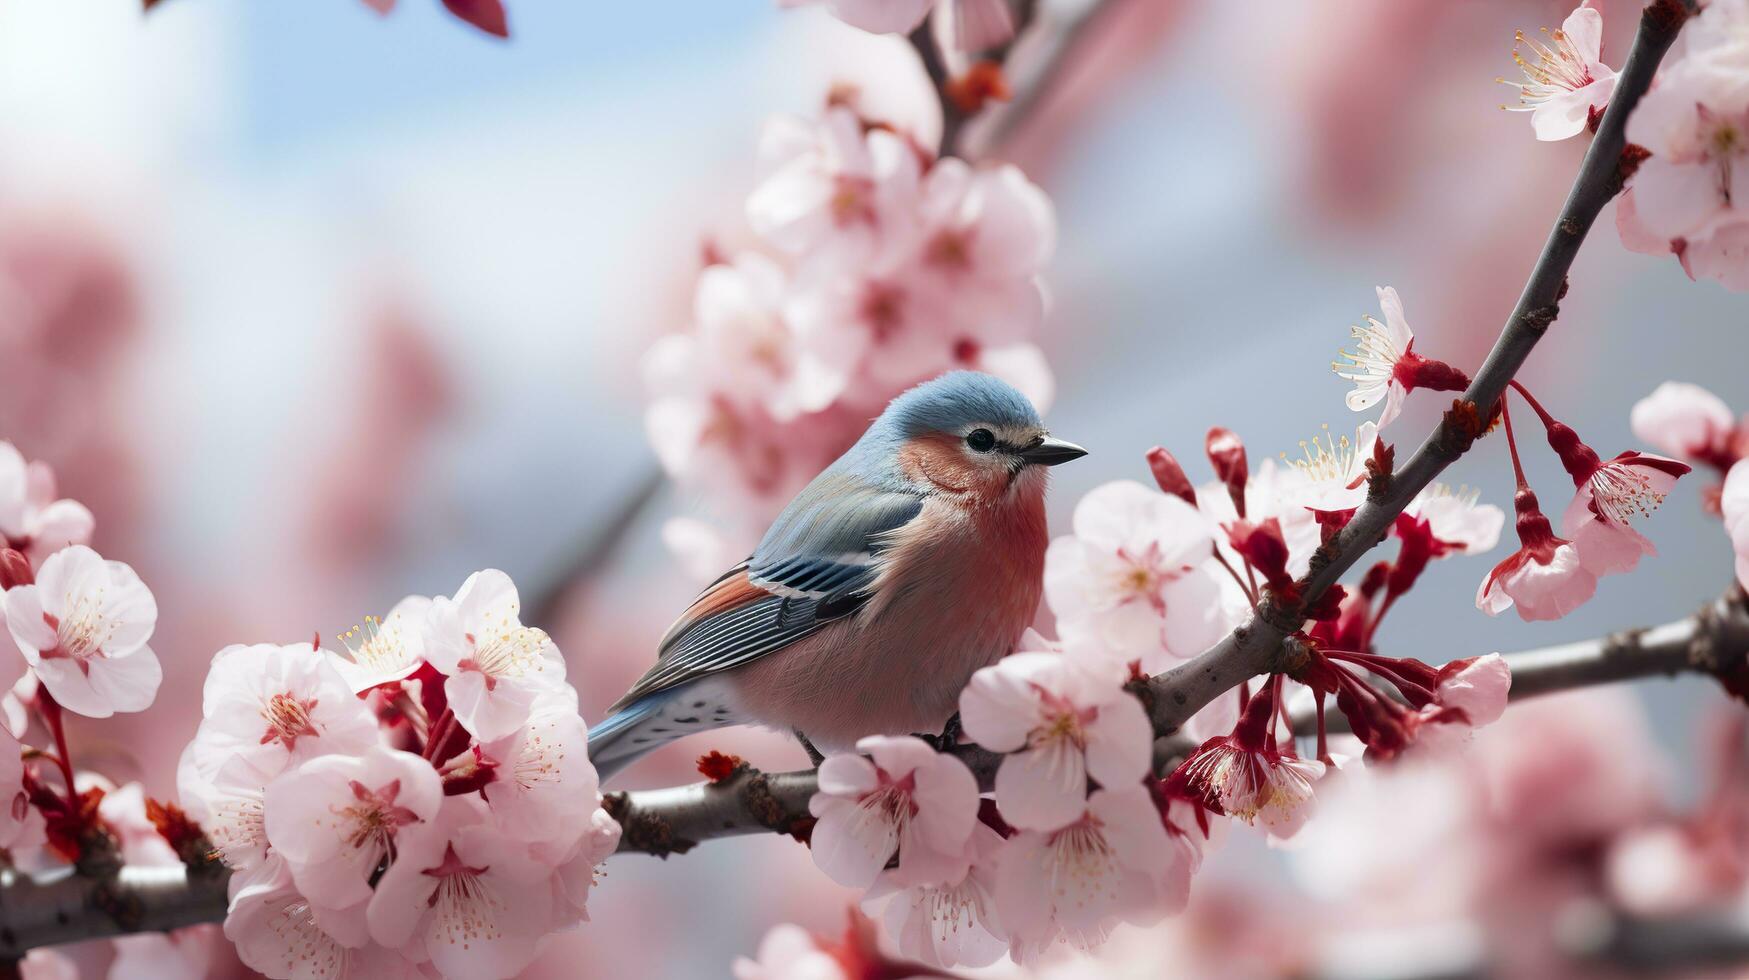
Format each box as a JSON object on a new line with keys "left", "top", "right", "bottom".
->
{"left": 907, "top": 17, "right": 967, "bottom": 157}
{"left": 967, "top": 0, "right": 1132, "bottom": 158}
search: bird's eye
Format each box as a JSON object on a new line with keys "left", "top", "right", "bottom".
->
{"left": 966, "top": 428, "right": 997, "bottom": 453}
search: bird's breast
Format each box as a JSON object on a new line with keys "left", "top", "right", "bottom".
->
{"left": 729, "top": 489, "right": 1049, "bottom": 749}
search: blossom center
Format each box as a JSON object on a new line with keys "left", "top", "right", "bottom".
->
{"left": 1505, "top": 27, "right": 1593, "bottom": 106}
{"left": 51, "top": 592, "right": 115, "bottom": 661}
{"left": 830, "top": 175, "right": 876, "bottom": 227}
{"left": 1588, "top": 462, "right": 1667, "bottom": 526}
{"left": 423, "top": 845, "right": 504, "bottom": 948}
{"left": 457, "top": 626, "right": 550, "bottom": 687}
{"left": 335, "top": 778, "right": 419, "bottom": 854}
{"left": 1044, "top": 819, "right": 1118, "bottom": 894}
{"left": 259, "top": 693, "right": 321, "bottom": 750}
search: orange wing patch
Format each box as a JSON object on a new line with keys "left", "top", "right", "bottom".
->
{"left": 657, "top": 568, "right": 772, "bottom": 654}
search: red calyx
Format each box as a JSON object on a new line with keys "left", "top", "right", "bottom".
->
{"left": 1392, "top": 348, "right": 1472, "bottom": 394}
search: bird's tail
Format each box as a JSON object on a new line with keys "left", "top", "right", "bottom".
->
{"left": 587, "top": 695, "right": 669, "bottom": 784}
{"left": 590, "top": 683, "right": 743, "bottom": 784}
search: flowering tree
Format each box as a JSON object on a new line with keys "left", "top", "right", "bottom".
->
{"left": 6, "top": 0, "right": 1749, "bottom": 977}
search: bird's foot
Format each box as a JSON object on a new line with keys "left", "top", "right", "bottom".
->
{"left": 918, "top": 712, "right": 963, "bottom": 753}
{"left": 793, "top": 729, "right": 825, "bottom": 767}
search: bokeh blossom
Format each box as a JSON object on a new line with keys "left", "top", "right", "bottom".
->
{"left": 1619, "top": 0, "right": 1749, "bottom": 290}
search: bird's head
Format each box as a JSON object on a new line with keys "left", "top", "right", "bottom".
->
{"left": 864, "top": 371, "right": 1087, "bottom": 505}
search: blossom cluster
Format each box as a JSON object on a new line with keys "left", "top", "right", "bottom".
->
{"left": 178, "top": 569, "right": 618, "bottom": 979}
{"left": 1501, "top": 0, "right": 1749, "bottom": 290}
{"left": 645, "top": 98, "right": 1056, "bottom": 531}
{"left": 1330, "top": 286, "right": 1691, "bottom": 621}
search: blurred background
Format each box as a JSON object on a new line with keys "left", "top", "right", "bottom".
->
{"left": 5, "top": 0, "right": 1745, "bottom": 976}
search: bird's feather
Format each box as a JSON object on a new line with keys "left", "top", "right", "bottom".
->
{"left": 608, "top": 478, "right": 924, "bottom": 712}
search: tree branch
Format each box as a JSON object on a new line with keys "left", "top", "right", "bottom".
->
{"left": 1131, "top": 0, "right": 1695, "bottom": 738}
{"left": 4, "top": 595, "right": 1738, "bottom": 958}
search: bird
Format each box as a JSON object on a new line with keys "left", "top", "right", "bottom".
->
{"left": 588, "top": 371, "right": 1087, "bottom": 782}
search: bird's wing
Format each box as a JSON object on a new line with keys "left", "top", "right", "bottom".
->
{"left": 610, "top": 480, "right": 923, "bottom": 711}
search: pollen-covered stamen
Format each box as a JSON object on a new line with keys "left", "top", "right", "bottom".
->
{"left": 917, "top": 876, "right": 994, "bottom": 944}
{"left": 333, "top": 778, "right": 421, "bottom": 857}
{"left": 1043, "top": 817, "right": 1119, "bottom": 899}
{"left": 1698, "top": 107, "right": 1743, "bottom": 203}
{"left": 1108, "top": 541, "right": 1189, "bottom": 613}
{"left": 264, "top": 893, "right": 347, "bottom": 976}
{"left": 338, "top": 615, "right": 406, "bottom": 672}
{"left": 422, "top": 844, "right": 505, "bottom": 950}
{"left": 259, "top": 692, "right": 321, "bottom": 750}
{"left": 1284, "top": 424, "right": 1365, "bottom": 490}
{"left": 1332, "top": 314, "right": 1404, "bottom": 393}
{"left": 210, "top": 790, "right": 266, "bottom": 865}
{"left": 1499, "top": 25, "right": 1595, "bottom": 111}
{"left": 1587, "top": 461, "right": 1668, "bottom": 526}
{"left": 511, "top": 720, "right": 564, "bottom": 791}
{"left": 49, "top": 587, "right": 117, "bottom": 661}
{"left": 456, "top": 626, "right": 552, "bottom": 689}
{"left": 848, "top": 770, "right": 919, "bottom": 858}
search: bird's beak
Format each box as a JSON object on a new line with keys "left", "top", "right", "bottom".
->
{"left": 1019, "top": 436, "right": 1089, "bottom": 467}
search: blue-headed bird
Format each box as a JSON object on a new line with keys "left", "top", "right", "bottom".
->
{"left": 589, "top": 371, "right": 1086, "bottom": 781}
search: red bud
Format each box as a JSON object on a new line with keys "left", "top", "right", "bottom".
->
{"left": 1145, "top": 447, "right": 1198, "bottom": 505}
{"left": 1205, "top": 427, "right": 1249, "bottom": 518}
{"left": 0, "top": 549, "right": 32, "bottom": 589}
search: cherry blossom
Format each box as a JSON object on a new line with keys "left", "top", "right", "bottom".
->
{"left": 959, "top": 651, "right": 1152, "bottom": 831}
{"left": 1631, "top": 382, "right": 1741, "bottom": 467}
{"left": 477, "top": 687, "right": 600, "bottom": 850}
{"left": 1171, "top": 677, "right": 1323, "bottom": 837}
{"left": 1619, "top": 0, "right": 1749, "bottom": 290}
{"left": 992, "top": 786, "right": 1179, "bottom": 961}
{"left": 1, "top": 544, "right": 160, "bottom": 718}
{"left": 263, "top": 745, "right": 443, "bottom": 912}
{"left": 1332, "top": 287, "right": 1470, "bottom": 429}
{"left": 862, "top": 822, "right": 1007, "bottom": 968}
{"left": 366, "top": 797, "right": 556, "bottom": 979}
{"left": 176, "top": 749, "right": 281, "bottom": 875}
{"left": 1042, "top": 480, "right": 1226, "bottom": 669}
{"left": 331, "top": 596, "right": 431, "bottom": 693}
{"left": 549, "top": 806, "right": 622, "bottom": 925}
{"left": 808, "top": 734, "right": 979, "bottom": 888}
{"left": 195, "top": 641, "right": 377, "bottom": 770}
{"left": 1723, "top": 461, "right": 1749, "bottom": 592}
{"left": 690, "top": 253, "right": 849, "bottom": 423}
{"left": 225, "top": 862, "right": 416, "bottom": 980}
{"left": 1405, "top": 484, "right": 1505, "bottom": 556}
{"left": 747, "top": 108, "right": 921, "bottom": 273}
{"left": 780, "top": 0, "right": 1015, "bottom": 52}
{"left": 1517, "top": 383, "right": 1691, "bottom": 575}
{"left": 1281, "top": 421, "right": 1379, "bottom": 513}
{"left": 1499, "top": 2, "right": 1619, "bottom": 141}
{"left": 0, "top": 443, "right": 93, "bottom": 568}
{"left": 1477, "top": 488, "right": 1597, "bottom": 621}
{"left": 423, "top": 568, "right": 566, "bottom": 742}
{"left": 1559, "top": 450, "right": 1690, "bottom": 574}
